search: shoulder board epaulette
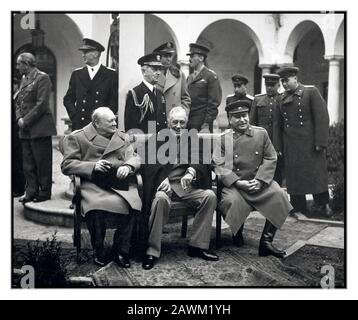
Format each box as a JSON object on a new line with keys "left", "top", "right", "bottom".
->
{"left": 74, "top": 67, "right": 84, "bottom": 71}
{"left": 246, "top": 94, "right": 254, "bottom": 100}
{"left": 304, "top": 85, "right": 315, "bottom": 88}
{"left": 251, "top": 125, "right": 265, "bottom": 130}
{"left": 226, "top": 94, "right": 235, "bottom": 98}
{"left": 220, "top": 129, "right": 233, "bottom": 136}
{"left": 254, "top": 93, "right": 266, "bottom": 97}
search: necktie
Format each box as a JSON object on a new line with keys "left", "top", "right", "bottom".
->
{"left": 91, "top": 67, "right": 94, "bottom": 72}
{"left": 153, "top": 87, "right": 156, "bottom": 98}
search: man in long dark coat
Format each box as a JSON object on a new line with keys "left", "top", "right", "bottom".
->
{"left": 63, "top": 38, "right": 118, "bottom": 131}
{"left": 214, "top": 100, "right": 292, "bottom": 258}
{"left": 274, "top": 67, "right": 331, "bottom": 216}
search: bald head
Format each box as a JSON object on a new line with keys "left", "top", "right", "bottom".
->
{"left": 91, "top": 107, "right": 117, "bottom": 138}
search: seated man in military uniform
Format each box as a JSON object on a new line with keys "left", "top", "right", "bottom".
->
{"left": 213, "top": 100, "right": 293, "bottom": 258}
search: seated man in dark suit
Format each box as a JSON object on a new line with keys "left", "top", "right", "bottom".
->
{"left": 142, "top": 106, "right": 219, "bottom": 270}
{"left": 61, "top": 107, "right": 142, "bottom": 268}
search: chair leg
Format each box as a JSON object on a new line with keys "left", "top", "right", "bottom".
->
{"left": 216, "top": 209, "right": 222, "bottom": 249}
{"left": 74, "top": 213, "right": 82, "bottom": 264}
{"left": 181, "top": 215, "right": 188, "bottom": 238}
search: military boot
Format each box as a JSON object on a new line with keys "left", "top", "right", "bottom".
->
{"left": 258, "top": 220, "right": 286, "bottom": 258}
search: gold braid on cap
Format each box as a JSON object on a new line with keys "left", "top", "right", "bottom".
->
{"left": 130, "top": 89, "right": 154, "bottom": 124}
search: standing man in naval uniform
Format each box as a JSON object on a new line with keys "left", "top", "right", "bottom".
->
{"left": 186, "top": 43, "right": 222, "bottom": 132}
{"left": 64, "top": 38, "right": 118, "bottom": 131}
{"left": 274, "top": 67, "right": 332, "bottom": 216}
{"left": 225, "top": 73, "right": 253, "bottom": 119}
{"left": 250, "top": 74, "right": 283, "bottom": 185}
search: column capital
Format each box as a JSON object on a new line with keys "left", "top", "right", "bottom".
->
{"left": 258, "top": 63, "right": 273, "bottom": 70}
{"left": 324, "top": 54, "right": 344, "bottom": 61}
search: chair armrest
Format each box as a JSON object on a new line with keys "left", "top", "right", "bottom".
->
{"left": 72, "top": 175, "right": 82, "bottom": 217}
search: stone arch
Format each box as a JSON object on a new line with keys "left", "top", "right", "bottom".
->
{"left": 334, "top": 20, "right": 344, "bottom": 56}
{"left": 145, "top": 14, "right": 180, "bottom": 57}
{"left": 285, "top": 20, "right": 328, "bottom": 99}
{"left": 284, "top": 20, "right": 325, "bottom": 62}
{"left": 13, "top": 13, "right": 84, "bottom": 135}
{"left": 195, "top": 18, "right": 263, "bottom": 128}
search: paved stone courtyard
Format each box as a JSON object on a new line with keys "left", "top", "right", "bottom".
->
{"left": 12, "top": 144, "right": 345, "bottom": 288}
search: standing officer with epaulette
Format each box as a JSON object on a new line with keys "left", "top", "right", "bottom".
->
{"left": 63, "top": 38, "right": 118, "bottom": 131}
{"left": 225, "top": 74, "right": 253, "bottom": 119}
{"left": 250, "top": 74, "right": 283, "bottom": 185}
{"left": 186, "top": 43, "right": 222, "bottom": 132}
{"left": 274, "top": 67, "right": 332, "bottom": 216}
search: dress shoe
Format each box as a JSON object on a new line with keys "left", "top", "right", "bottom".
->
{"left": 187, "top": 246, "right": 219, "bottom": 261}
{"left": 93, "top": 255, "right": 106, "bottom": 267}
{"left": 258, "top": 243, "right": 286, "bottom": 258}
{"left": 19, "top": 196, "right": 34, "bottom": 203}
{"left": 33, "top": 196, "right": 51, "bottom": 203}
{"left": 115, "top": 253, "right": 131, "bottom": 268}
{"left": 142, "top": 255, "right": 156, "bottom": 270}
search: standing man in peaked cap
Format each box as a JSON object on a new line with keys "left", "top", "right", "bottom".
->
{"left": 226, "top": 73, "right": 254, "bottom": 119}
{"left": 250, "top": 74, "right": 283, "bottom": 185}
{"left": 186, "top": 43, "right": 222, "bottom": 132}
{"left": 64, "top": 38, "right": 118, "bottom": 131}
{"left": 274, "top": 66, "right": 332, "bottom": 216}
{"left": 152, "top": 42, "right": 191, "bottom": 116}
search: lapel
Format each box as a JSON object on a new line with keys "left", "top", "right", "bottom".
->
{"left": 20, "top": 68, "right": 38, "bottom": 90}
{"left": 280, "top": 91, "right": 293, "bottom": 105}
{"left": 164, "top": 70, "right": 177, "bottom": 92}
{"left": 83, "top": 123, "right": 110, "bottom": 149}
{"left": 103, "top": 131, "right": 126, "bottom": 157}
{"left": 156, "top": 72, "right": 166, "bottom": 92}
{"left": 192, "top": 66, "right": 207, "bottom": 83}
{"left": 78, "top": 67, "right": 92, "bottom": 88}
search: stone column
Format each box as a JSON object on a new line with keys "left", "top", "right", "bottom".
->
{"left": 259, "top": 64, "right": 272, "bottom": 94}
{"left": 325, "top": 55, "right": 343, "bottom": 124}
{"left": 118, "top": 14, "right": 145, "bottom": 131}
{"left": 91, "top": 14, "right": 111, "bottom": 66}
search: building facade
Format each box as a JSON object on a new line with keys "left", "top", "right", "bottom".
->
{"left": 13, "top": 12, "right": 345, "bottom": 134}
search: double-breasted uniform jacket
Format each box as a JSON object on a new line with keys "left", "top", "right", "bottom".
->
{"left": 273, "top": 83, "right": 329, "bottom": 195}
{"left": 156, "top": 66, "right": 191, "bottom": 115}
{"left": 124, "top": 81, "right": 167, "bottom": 134}
{"left": 63, "top": 65, "right": 118, "bottom": 131}
{"left": 15, "top": 68, "right": 57, "bottom": 139}
{"left": 213, "top": 126, "right": 292, "bottom": 232}
{"left": 187, "top": 66, "right": 222, "bottom": 130}
{"left": 61, "top": 123, "right": 142, "bottom": 216}
{"left": 250, "top": 92, "right": 280, "bottom": 141}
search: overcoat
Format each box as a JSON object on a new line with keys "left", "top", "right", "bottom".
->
{"left": 187, "top": 66, "right": 222, "bottom": 130}
{"left": 61, "top": 123, "right": 142, "bottom": 216}
{"left": 63, "top": 65, "right": 118, "bottom": 130}
{"left": 156, "top": 67, "right": 191, "bottom": 115}
{"left": 273, "top": 84, "right": 329, "bottom": 195}
{"left": 15, "top": 68, "right": 57, "bottom": 139}
{"left": 213, "top": 126, "right": 292, "bottom": 233}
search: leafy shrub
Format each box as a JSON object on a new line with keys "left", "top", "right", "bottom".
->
{"left": 326, "top": 121, "right": 345, "bottom": 213}
{"left": 22, "top": 232, "right": 67, "bottom": 288}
